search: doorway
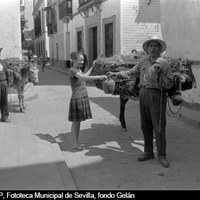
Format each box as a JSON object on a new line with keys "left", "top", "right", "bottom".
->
{"left": 88, "top": 26, "right": 98, "bottom": 67}
{"left": 66, "top": 32, "right": 71, "bottom": 68}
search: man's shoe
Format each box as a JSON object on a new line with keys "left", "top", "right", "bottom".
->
{"left": 137, "top": 154, "right": 154, "bottom": 161}
{"left": 2, "top": 118, "right": 11, "bottom": 123}
{"left": 159, "top": 158, "right": 169, "bottom": 168}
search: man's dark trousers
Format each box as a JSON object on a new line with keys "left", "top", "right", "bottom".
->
{"left": 139, "top": 87, "right": 167, "bottom": 158}
{"left": 0, "top": 80, "right": 9, "bottom": 121}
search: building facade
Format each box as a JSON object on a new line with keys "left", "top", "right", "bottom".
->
{"left": 44, "top": 0, "right": 162, "bottom": 68}
{"left": 33, "top": 0, "right": 200, "bottom": 105}
{"left": 72, "top": 0, "right": 162, "bottom": 67}
{"left": 160, "top": 0, "right": 200, "bottom": 105}
{"left": 21, "top": 0, "right": 35, "bottom": 53}
{"left": 45, "top": 0, "right": 73, "bottom": 68}
{"left": 33, "top": 0, "right": 50, "bottom": 58}
{"left": 0, "top": 0, "right": 22, "bottom": 59}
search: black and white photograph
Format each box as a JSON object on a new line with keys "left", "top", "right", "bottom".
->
{"left": 0, "top": 0, "right": 200, "bottom": 196}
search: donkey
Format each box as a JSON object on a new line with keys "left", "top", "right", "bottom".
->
{"left": 12, "top": 64, "right": 39, "bottom": 112}
{"left": 112, "top": 78, "right": 140, "bottom": 131}
{"left": 118, "top": 59, "right": 196, "bottom": 131}
{"left": 92, "top": 56, "right": 196, "bottom": 131}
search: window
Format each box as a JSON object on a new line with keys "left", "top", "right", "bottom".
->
{"left": 77, "top": 31, "right": 82, "bottom": 51}
{"left": 105, "top": 23, "right": 113, "bottom": 57}
{"left": 56, "top": 42, "right": 59, "bottom": 61}
{"left": 43, "top": 40, "right": 45, "bottom": 57}
{"left": 52, "top": 7, "right": 57, "bottom": 34}
{"left": 34, "top": 11, "right": 41, "bottom": 38}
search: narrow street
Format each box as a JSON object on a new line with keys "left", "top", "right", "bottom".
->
{"left": 1, "top": 0, "right": 200, "bottom": 194}
{"left": 3, "top": 67, "right": 200, "bottom": 190}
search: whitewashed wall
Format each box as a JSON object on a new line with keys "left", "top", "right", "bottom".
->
{"left": 24, "top": 0, "right": 34, "bottom": 31}
{"left": 160, "top": 0, "right": 200, "bottom": 104}
{"left": 101, "top": 0, "right": 121, "bottom": 54}
{"left": 70, "top": 0, "right": 85, "bottom": 52}
{"left": 121, "top": 0, "right": 162, "bottom": 54}
{"left": 0, "top": 0, "right": 22, "bottom": 59}
{"left": 49, "top": 3, "right": 65, "bottom": 62}
{"left": 181, "top": 65, "right": 200, "bottom": 104}
{"left": 70, "top": 0, "right": 162, "bottom": 56}
{"left": 160, "top": 0, "right": 200, "bottom": 60}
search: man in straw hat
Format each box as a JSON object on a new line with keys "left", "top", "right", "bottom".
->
{"left": 107, "top": 36, "right": 174, "bottom": 168}
{"left": 0, "top": 48, "right": 10, "bottom": 122}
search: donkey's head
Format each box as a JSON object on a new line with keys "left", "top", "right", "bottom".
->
{"left": 28, "top": 65, "right": 39, "bottom": 85}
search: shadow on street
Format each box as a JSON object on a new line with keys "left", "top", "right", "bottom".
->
{"left": 34, "top": 123, "right": 137, "bottom": 155}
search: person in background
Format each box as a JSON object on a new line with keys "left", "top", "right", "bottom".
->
{"left": 30, "top": 58, "right": 38, "bottom": 68}
{"left": 68, "top": 51, "right": 107, "bottom": 151}
{"left": 80, "top": 48, "right": 88, "bottom": 73}
{"left": 107, "top": 36, "right": 174, "bottom": 168}
{"left": 42, "top": 56, "right": 47, "bottom": 72}
{"left": 32, "top": 55, "right": 38, "bottom": 65}
{"left": 28, "top": 49, "right": 33, "bottom": 61}
{"left": 0, "top": 48, "right": 11, "bottom": 122}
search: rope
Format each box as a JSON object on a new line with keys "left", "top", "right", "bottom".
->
{"left": 167, "top": 98, "right": 182, "bottom": 114}
{"left": 167, "top": 74, "right": 182, "bottom": 114}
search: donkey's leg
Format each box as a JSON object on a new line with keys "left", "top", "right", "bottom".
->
{"left": 119, "top": 95, "right": 129, "bottom": 131}
{"left": 17, "top": 88, "right": 24, "bottom": 112}
{"left": 18, "top": 87, "right": 26, "bottom": 112}
{"left": 21, "top": 87, "right": 27, "bottom": 110}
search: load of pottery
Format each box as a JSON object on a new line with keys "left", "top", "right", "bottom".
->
{"left": 90, "top": 52, "right": 144, "bottom": 99}
{"left": 90, "top": 53, "right": 196, "bottom": 102}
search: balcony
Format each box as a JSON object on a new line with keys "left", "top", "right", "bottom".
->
{"left": 45, "top": 7, "right": 52, "bottom": 25}
{"left": 59, "top": 0, "right": 72, "bottom": 20}
{"left": 78, "top": 0, "right": 91, "bottom": 7}
{"left": 78, "top": 0, "right": 102, "bottom": 11}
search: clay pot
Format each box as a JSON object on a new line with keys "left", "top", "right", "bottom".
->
{"left": 102, "top": 78, "right": 116, "bottom": 94}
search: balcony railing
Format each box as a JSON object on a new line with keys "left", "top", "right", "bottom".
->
{"left": 78, "top": 0, "right": 102, "bottom": 9}
{"left": 44, "top": 6, "right": 57, "bottom": 36}
{"left": 78, "top": 0, "right": 91, "bottom": 7}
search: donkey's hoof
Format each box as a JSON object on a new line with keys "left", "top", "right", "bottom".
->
{"left": 22, "top": 105, "right": 27, "bottom": 110}
{"left": 19, "top": 108, "right": 25, "bottom": 113}
{"left": 122, "top": 127, "right": 127, "bottom": 132}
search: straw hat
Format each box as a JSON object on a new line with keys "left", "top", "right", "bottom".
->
{"left": 142, "top": 35, "right": 167, "bottom": 54}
